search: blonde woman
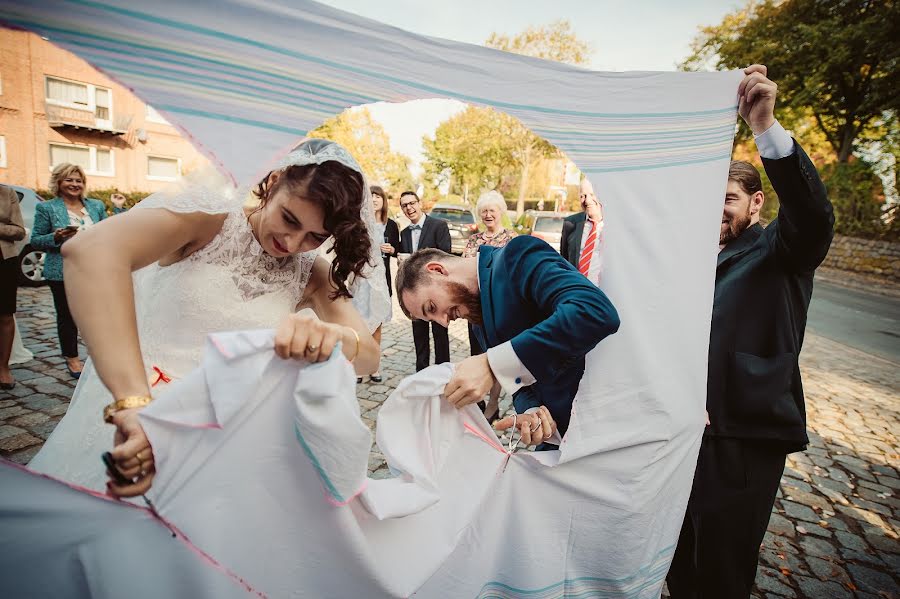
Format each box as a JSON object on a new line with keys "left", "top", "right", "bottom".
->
{"left": 462, "top": 190, "right": 516, "bottom": 422}
{"left": 30, "top": 164, "right": 108, "bottom": 379}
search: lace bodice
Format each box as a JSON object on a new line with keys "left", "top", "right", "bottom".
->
{"left": 29, "top": 207, "right": 314, "bottom": 489}
{"left": 134, "top": 208, "right": 315, "bottom": 377}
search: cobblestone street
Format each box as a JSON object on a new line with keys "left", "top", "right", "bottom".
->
{"left": 2, "top": 285, "right": 898, "bottom": 598}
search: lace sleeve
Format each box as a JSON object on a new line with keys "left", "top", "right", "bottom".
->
{"left": 135, "top": 167, "right": 245, "bottom": 215}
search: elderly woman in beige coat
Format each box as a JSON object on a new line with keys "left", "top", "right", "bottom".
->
{"left": 0, "top": 184, "right": 26, "bottom": 389}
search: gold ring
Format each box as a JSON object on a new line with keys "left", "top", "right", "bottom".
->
{"left": 306, "top": 344, "right": 318, "bottom": 353}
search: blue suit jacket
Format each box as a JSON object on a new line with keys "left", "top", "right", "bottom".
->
{"left": 30, "top": 197, "right": 107, "bottom": 281}
{"left": 473, "top": 235, "right": 620, "bottom": 435}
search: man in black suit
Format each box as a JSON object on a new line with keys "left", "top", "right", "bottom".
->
{"left": 559, "top": 178, "right": 604, "bottom": 285}
{"left": 398, "top": 191, "right": 452, "bottom": 371}
{"left": 666, "top": 65, "right": 834, "bottom": 598}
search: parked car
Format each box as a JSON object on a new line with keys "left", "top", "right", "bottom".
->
{"left": 428, "top": 204, "right": 477, "bottom": 255}
{"left": 8, "top": 185, "right": 47, "bottom": 286}
{"left": 514, "top": 210, "right": 572, "bottom": 252}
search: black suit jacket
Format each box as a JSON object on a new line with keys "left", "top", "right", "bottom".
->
{"left": 400, "top": 215, "right": 451, "bottom": 254}
{"left": 382, "top": 218, "right": 401, "bottom": 295}
{"left": 707, "top": 141, "right": 833, "bottom": 452}
{"left": 559, "top": 212, "right": 586, "bottom": 266}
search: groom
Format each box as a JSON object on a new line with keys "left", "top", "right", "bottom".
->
{"left": 395, "top": 235, "right": 620, "bottom": 443}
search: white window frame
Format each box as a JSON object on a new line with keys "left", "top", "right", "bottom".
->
{"left": 45, "top": 76, "right": 114, "bottom": 128}
{"left": 0, "top": 136, "right": 7, "bottom": 168}
{"left": 146, "top": 154, "right": 181, "bottom": 181}
{"left": 48, "top": 142, "right": 115, "bottom": 177}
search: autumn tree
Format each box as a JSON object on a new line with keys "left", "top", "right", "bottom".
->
{"left": 681, "top": 0, "right": 900, "bottom": 163}
{"left": 310, "top": 107, "right": 415, "bottom": 195}
{"left": 485, "top": 20, "right": 592, "bottom": 66}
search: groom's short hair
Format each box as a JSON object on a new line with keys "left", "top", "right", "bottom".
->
{"left": 395, "top": 248, "right": 455, "bottom": 319}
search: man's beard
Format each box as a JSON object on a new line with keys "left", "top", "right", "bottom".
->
{"left": 446, "top": 280, "right": 483, "bottom": 326}
{"left": 719, "top": 206, "right": 752, "bottom": 246}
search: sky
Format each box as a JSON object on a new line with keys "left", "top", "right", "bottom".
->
{"left": 318, "top": 0, "right": 743, "bottom": 173}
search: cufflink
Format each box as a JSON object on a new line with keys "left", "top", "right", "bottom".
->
{"left": 515, "top": 377, "right": 522, "bottom": 384}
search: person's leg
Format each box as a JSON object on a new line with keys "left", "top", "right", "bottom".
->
{"left": 369, "top": 325, "right": 383, "bottom": 382}
{"left": 468, "top": 323, "right": 484, "bottom": 356}
{"left": 667, "top": 437, "right": 786, "bottom": 599}
{"left": 412, "top": 320, "right": 430, "bottom": 372}
{"left": 432, "top": 322, "right": 450, "bottom": 364}
{"left": 0, "top": 257, "right": 17, "bottom": 385}
{"left": 49, "top": 281, "right": 82, "bottom": 372}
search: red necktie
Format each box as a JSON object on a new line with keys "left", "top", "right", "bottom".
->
{"left": 578, "top": 220, "right": 597, "bottom": 276}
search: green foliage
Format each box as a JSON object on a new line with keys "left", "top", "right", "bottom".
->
{"left": 36, "top": 187, "right": 152, "bottom": 213}
{"left": 421, "top": 106, "right": 560, "bottom": 214}
{"left": 310, "top": 107, "right": 416, "bottom": 195}
{"left": 682, "top": 0, "right": 900, "bottom": 163}
{"left": 485, "top": 20, "right": 592, "bottom": 66}
{"left": 820, "top": 160, "right": 891, "bottom": 239}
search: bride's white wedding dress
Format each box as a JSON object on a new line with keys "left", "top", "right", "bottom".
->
{"left": 28, "top": 205, "right": 315, "bottom": 491}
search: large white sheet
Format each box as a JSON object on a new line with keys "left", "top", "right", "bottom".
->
{"left": 0, "top": 1, "right": 743, "bottom": 596}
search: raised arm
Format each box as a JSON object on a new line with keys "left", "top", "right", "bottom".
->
{"left": 61, "top": 207, "right": 224, "bottom": 401}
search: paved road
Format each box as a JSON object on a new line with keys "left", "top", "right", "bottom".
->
{"left": 808, "top": 279, "right": 900, "bottom": 363}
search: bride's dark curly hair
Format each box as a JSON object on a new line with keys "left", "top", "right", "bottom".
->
{"left": 254, "top": 142, "right": 370, "bottom": 300}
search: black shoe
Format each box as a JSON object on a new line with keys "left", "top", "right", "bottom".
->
{"left": 356, "top": 377, "right": 363, "bottom": 384}
{"left": 67, "top": 367, "right": 82, "bottom": 380}
{"left": 369, "top": 374, "right": 383, "bottom": 383}
{"left": 0, "top": 381, "right": 15, "bottom": 391}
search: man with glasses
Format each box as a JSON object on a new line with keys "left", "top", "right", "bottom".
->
{"left": 398, "top": 191, "right": 452, "bottom": 371}
{"left": 560, "top": 178, "right": 605, "bottom": 285}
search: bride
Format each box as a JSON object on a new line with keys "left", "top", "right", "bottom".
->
{"left": 28, "top": 139, "right": 390, "bottom": 495}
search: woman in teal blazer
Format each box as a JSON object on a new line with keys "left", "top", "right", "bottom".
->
{"left": 30, "top": 164, "right": 107, "bottom": 378}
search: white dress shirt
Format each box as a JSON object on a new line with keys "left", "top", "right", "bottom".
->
{"left": 409, "top": 214, "right": 427, "bottom": 251}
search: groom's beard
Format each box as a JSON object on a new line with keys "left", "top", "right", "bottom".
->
{"left": 446, "top": 281, "right": 483, "bottom": 326}
{"left": 719, "top": 204, "right": 752, "bottom": 246}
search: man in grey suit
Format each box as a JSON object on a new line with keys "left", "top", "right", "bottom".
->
{"left": 667, "top": 65, "right": 834, "bottom": 598}
{"left": 398, "top": 191, "right": 452, "bottom": 371}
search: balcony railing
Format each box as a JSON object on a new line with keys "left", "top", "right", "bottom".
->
{"left": 45, "top": 103, "right": 131, "bottom": 135}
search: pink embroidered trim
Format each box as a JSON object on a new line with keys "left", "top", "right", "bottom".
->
{"left": 1, "top": 460, "right": 266, "bottom": 597}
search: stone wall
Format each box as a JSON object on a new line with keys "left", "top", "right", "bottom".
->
{"left": 823, "top": 235, "right": 900, "bottom": 281}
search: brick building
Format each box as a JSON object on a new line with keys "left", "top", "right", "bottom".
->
{"left": 0, "top": 29, "right": 207, "bottom": 193}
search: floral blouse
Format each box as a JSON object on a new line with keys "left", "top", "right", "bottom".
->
{"left": 462, "top": 228, "right": 517, "bottom": 258}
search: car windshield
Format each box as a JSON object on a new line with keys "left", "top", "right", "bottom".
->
{"left": 430, "top": 209, "right": 475, "bottom": 225}
{"left": 533, "top": 217, "right": 564, "bottom": 233}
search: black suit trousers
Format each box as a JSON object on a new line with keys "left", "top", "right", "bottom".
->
{"left": 412, "top": 319, "right": 450, "bottom": 371}
{"left": 666, "top": 437, "right": 786, "bottom": 599}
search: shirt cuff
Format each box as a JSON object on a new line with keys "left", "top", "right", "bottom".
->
{"left": 486, "top": 341, "right": 536, "bottom": 395}
{"left": 753, "top": 120, "right": 795, "bottom": 160}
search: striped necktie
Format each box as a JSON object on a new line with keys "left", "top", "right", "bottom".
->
{"left": 578, "top": 220, "right": 597, "bottom": 276}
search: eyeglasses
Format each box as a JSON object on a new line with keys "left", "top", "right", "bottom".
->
{"left": 400, "top": 200, "right": 419, "bottom": 209}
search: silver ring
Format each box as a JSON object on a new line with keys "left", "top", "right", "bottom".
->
{"left": 531, "top": 419, "right": 542, "bottom": 433}
{"left": 306, "top": 344, "right": 318, "bottom": 353}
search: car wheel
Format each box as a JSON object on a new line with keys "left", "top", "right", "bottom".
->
{"left": 18, "top": 246, "right": 47, "bottom": 287}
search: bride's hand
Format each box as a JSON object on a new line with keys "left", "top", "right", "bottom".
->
{"left": 108, "top": 408, "right": 155, "bottom": 497}
{"left": 274, "top": 309, "right": 346, "bottom": 364}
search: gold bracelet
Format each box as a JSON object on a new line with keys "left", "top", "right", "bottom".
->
{"left": 103, "top": 395, "right": 153, "bottom": 424}
{"left": 347, "top": 327, "right": 360, "bottom": 363}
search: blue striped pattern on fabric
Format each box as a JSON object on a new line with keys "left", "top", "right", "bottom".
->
{"left": 293, "top": 423, "right": 345, "bottom": 504}
{"left": 476, "top": 545, "right": 674, "bottom": 599}
{"left": 0, "top": 0, "right": 737, "bottom": 176}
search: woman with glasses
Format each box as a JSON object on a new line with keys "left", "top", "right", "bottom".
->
{"left": 30, "top": 164, "right": 108, "bottom": 379}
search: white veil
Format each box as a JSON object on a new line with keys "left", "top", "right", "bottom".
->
{"left": 136, "top": 138, "right": 392, "bottom": 332}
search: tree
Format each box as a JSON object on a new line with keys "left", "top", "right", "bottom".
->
{"left": 681, "top": 0, "right": 900, "bottom": 163}
{"left": 421, "top": 106, "right": 559, "bottom": 214}
{"left": 309, "top": 108, "right": 415, "bottom": 194}
{"left": 485, "top": 20, "right": 592, "bottom": 66}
